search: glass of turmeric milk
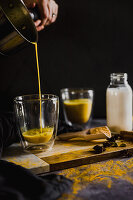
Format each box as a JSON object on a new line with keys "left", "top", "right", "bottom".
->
{"left": 61, "top": 88, "right": 94, "bottom": 127}
{"left": 14, "top": 94, "right": 59, "bottom": 152}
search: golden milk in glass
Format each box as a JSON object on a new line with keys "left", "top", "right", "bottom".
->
{"left": 64, "top": 99, "right": 92, "bottom": 124}
{"left": 61, "top": 89, "right": 93, "bottom": 125}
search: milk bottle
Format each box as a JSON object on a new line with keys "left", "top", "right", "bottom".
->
{"left": 106, "top": 73, "right": 132, "bottom": 132}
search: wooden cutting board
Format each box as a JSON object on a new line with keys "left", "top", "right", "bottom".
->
{"left": 2, "top": 139, "right": 133, "bottom": 175}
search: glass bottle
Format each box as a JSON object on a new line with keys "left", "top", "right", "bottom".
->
{"left": 106, "top": 73, "right": 132, "bottom": 132}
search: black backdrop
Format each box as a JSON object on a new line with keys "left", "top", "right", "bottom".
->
{"left": 0, "top": 0, "right": 133, "bottom": 118}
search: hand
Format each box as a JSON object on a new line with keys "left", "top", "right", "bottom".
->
{"left": 23, "top": 0, "right": 58, "bottom": 31}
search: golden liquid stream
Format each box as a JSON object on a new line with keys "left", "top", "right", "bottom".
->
{"left": 22, "top": 43, "right": 55, "bottom": 144}
{"left": 34, "top": 42, "right": 42, "bottom": 132}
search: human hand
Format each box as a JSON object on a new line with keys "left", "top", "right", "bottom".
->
{"left": 23, "top": 0, "right": 58, "bottom": 31}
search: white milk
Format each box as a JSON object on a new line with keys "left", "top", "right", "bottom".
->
{"left": 106, "top": 86, "right": 132, "bottom": 132}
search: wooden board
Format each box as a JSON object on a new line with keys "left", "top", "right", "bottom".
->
{"left": 2, "top": 139, "right": 133, "bottom": 174}
{"left": 2, "top": 144, "right": 49, "bottom": 174}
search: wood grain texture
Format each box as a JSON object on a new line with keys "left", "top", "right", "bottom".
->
{"left": 2, "top": 139, "right": 133, "bottom": 174}
{"left": 2, "top": 144, "right": 49, "bottom": 174}
{"left": 41, "top": 141, "right": 133, "bottom": 171}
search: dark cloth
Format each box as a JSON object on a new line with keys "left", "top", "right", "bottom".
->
{"left": 0, "top": 113, "right": 72, "bottom": 200}
{"left": 0, "top": 160, "right": 72, "bottom": 200}
{"left": 0, "top": 112, "right": 19, "bottom": 157}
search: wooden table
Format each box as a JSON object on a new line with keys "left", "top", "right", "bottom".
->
{"left": 3, "top": 119, "right": 133, "bottom": 199}
{"left": 57, "top": 156, "right": 133, "bottom": 200}
{"left": 57, "top": 120, "right": 133, "bottom": 199}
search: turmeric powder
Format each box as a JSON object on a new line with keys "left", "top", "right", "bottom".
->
{"left": 59, "top": 158, "right": 133, "bottom": 199}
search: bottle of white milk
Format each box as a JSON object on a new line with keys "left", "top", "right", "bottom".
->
{"left": 106, "top": 73, "right": 132, "bottom": 132}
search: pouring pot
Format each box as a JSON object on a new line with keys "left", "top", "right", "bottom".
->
{"left": 0, "top": 0, "right": 38, "bottom": 55}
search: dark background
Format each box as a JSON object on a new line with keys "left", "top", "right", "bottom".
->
{"left": 0, "top": 0, "right": 133, "bottom": 118}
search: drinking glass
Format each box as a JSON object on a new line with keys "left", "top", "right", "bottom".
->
{"left": 14, "top": 94, "right": 59, "bottom": 152}
{"left": 61, "top": 88, "right": 94, "bottom": 127}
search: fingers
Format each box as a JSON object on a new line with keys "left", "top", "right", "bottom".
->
{"left": 37, "top": 0, "right": 49, "bottom": 27}
{"left": 35, "top": 0, "right": 58, "bottom": 31}
{"left": 51, "top": 0, "right": 58, "bottom": 23}
{"left": 36, "top": 26, "right": 44, "bottom": 31}
{"left": 34, "top": 20, "right": 41, "bottom": 27}
{"left": 44, "top": 0, "right": 58, "bottom": 25}
{"left": 34, "top": 20, "right": 44, "bottom": 32}
{"left": 47, "top": 0, "right": 52, "bottom": 22}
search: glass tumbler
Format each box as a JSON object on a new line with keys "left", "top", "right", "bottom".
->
{"left": 61, "top": 88, "right": 94, "bottom": 127}
{"left": 14, "top": 94, "right": 59, "bottom": 152}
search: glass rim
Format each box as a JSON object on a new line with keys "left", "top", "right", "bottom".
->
{"left": 60, "top": 88, "right": 94, "bottom": 93}
{"left": 14, "top": 94, "right": 59, "bottom": 102}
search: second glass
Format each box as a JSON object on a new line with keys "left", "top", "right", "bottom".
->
{"left": 61, "top": 88, "right": 94, "bottom": 127}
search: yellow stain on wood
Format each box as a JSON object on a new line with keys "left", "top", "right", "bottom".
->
{"left": 5, "top": 154, "right": 48, "bottom": 170}
{"left": 43, "top": 141, "right": 129, "bottom": 164}
{"left": 7, "top": 158, "right": 32, "bottom": 168}
{"left": 43, "top": 149, "right": 90, "bottom": 164}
